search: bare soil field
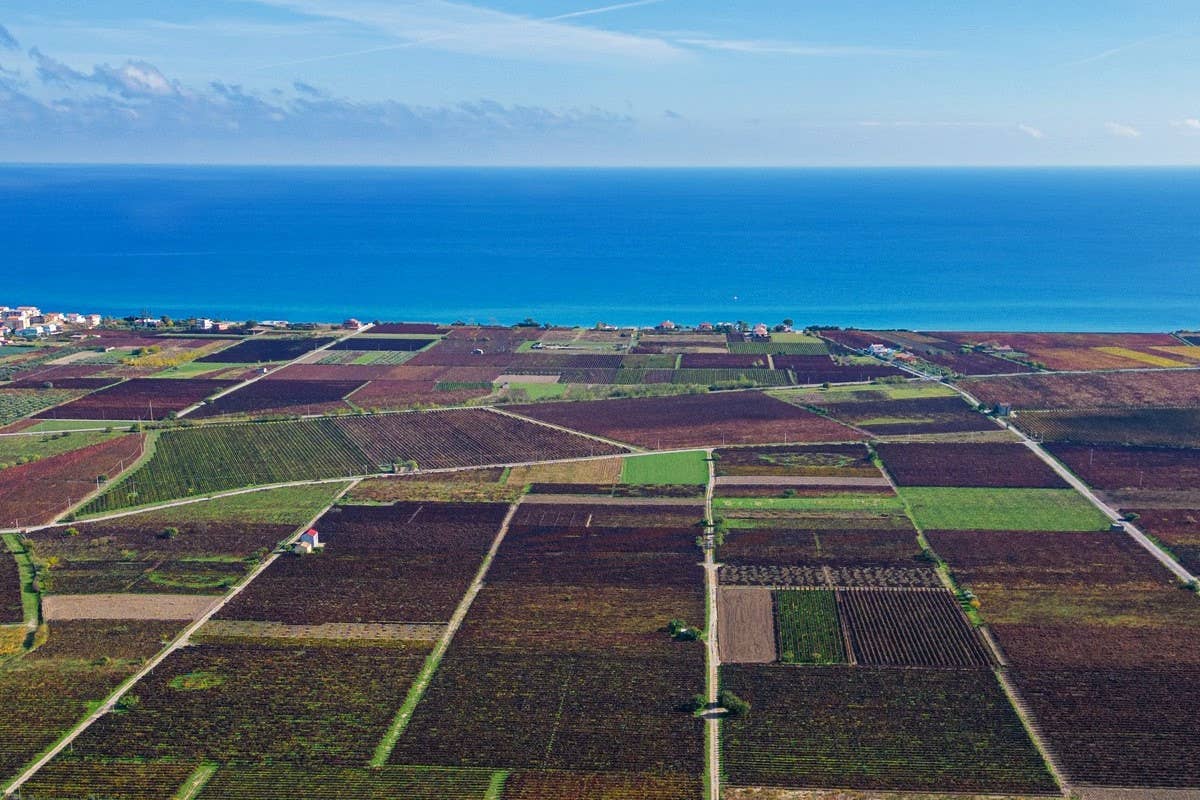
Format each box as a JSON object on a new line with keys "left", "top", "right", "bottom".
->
{"left": 506, "top": 457, "right": 623, "bottom": 485}
{"left": 42, "top": 593, "right": 214, "bottom": 620}
{"left": 718, "top": 586, "right": 777, "bottom": 663}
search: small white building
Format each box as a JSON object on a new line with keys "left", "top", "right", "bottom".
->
{"left": 294, "top": 528, "right": 323, "bottom": 554}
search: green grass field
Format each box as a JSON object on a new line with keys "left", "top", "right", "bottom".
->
{"left": 25, "top": 419, "right": 140, "bottom": 432}
{"left": 773, "top": 382, "right": 955, "bottom": 404}
{"left": 899, "top": 487, "right": 1110, "bottom": 531}
{"left": 620, "top": 450, "right": 710, "bottom": 485}
{"left": 507, "top": 382, "right": 567, "bottom": 400}
{"left": 0, "top": 430, "right": 120, "bottom": 468}
{"left": 714, "top": 493, "right": 904, "bottom": 513}
{"left": 144, "top": 482, "right": 352, "bottom": 525}
{"left": 154, "top": 361, "right": 253, "bottom": 378}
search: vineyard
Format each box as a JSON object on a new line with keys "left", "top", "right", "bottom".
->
{"left": 217, "top": 502, "right": 508, "bottom": 624}
{"left": 1, "top": 542, "right": 22, "bottom": 623}
{"left": 189, "top": 378, "right": 364, "bottom": 418}
{"left": 0, "top": 620, "right": 182, "bottom": 783}
{"left": 876, "top": 442, "right": 1067, "bottom": 488}
{"left": 388, "top": 499, "right": 705, "bottom": 789}
{"left": 964, "top": 368, "right": 1200, "bottom": 410}
{"left": 838, "top": 588, "right": 992, "bottom": 668}
{"left": 196, "top": 336, "right": 335, "bottom": 363}
{"left": 721, "top": 665, "right": 1057, "bottom": 793}
{"left": 1017, "top": 407, "right": 1200, "bottom": 448}
{"left": 0, "top": 388, "right": 85, "bottom": 425}
{"left": 1046, "top": 442, "right": 1200, "bottom": 490}
{"left": 18, "top": 760, "right": 197, "bottom": 800}
{"left": 773, "top": 589, "right": 845, "bottom": 664}
{"left": 81, "top": 410, "right": 624, "bottom": 514}
{"left": 926, "top": 529, "right": 1172, "bottom": 587}
{"left": 509, "top": 391, "right": 862, "bottom": 448}
{"left": 1011, "top": 667, "right": 1200, "bottom": 787}
{"left": 795, "top": 395, "right": 996, "bottom": 436}
{"left": 718, "top": 527, "right": 922, "bottom": 568}
{"left": 35, "top": 378, "right": 237, "bottom": 420}
{"left": 0, "top": 434, "right": 144, "bottom": 526}
{"left": 330, "top": 337, "right": 438, "bottom": 351}
{"left": 69, "top": 641, "right": 431, "bottom": 764}
{"left": 1123, "top": 508, "right": 1200, "bottom": 574}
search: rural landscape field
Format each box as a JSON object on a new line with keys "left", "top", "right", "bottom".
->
{"left": 2, "top": 319, "right": 1199, "bottom": 800}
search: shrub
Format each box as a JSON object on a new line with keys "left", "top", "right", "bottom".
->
{"left": 718, "top": 689, "right": 750, "bottom": 718}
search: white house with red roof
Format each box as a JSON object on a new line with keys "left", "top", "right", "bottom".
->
{"left": 294, "top": 528, "right": 323, "bottom": 554}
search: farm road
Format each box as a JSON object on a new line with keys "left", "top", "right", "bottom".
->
{"left": 703, "top": 448, "right": 721, "bottom": 800}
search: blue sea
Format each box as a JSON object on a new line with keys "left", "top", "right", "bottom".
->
{"left": 5, "top": 165, "right": 1200, "bottom": 331}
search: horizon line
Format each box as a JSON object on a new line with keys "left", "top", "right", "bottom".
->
{"left": 4, "top": 161, "right": 1200, "bottom": 170}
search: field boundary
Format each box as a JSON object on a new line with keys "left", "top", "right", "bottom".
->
{"left": 370, "top": 497, "right": 523, "bottom": 767}
{"left": 0, "top": 478, "right": 359, "bottom": 798}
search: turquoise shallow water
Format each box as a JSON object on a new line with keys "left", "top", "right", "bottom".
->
{"left": 5, "top": 165, "right": 1200, "bottom": 330}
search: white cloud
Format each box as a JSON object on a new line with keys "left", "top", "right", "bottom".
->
{"left": 1175, "top": 118, "right": 1200, "bottom": 131}
{"left": 1017, "top": 123, "right": 1045, "bottom": 139}
{"left": 252, "top": 0, "right": 682, "bottom": 66}
{"left": 676, "top": 37, "right": 941, "bottom": 58}
{"left": 1105, "top": 121, "right": 1141, "bottom": 138}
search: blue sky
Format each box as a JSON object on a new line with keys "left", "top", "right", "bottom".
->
{"left": 2, "top": 1, "right": 1199, "bottom": 164}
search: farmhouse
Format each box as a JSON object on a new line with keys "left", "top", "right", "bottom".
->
{"left": 294, "top": 528, "right": 324, "bottom": 554}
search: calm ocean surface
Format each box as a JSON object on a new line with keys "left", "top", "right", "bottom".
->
{"left": 4, "top": 166, "right": 1200, "bottom": 330}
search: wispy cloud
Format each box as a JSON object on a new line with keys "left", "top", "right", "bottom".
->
{"left": 1105, "top": 121, "right": 1142, "bottom": 138}
{"left": 1061, "top": 32, "right": 1176, "bottom": 67}
{"left": 0, "top": 23, "right": 18, "bottom": 51}
{"left": 1, "top": 41, "right": 633, "bottom": 157}
{"left": 1174, "top": 118, "right": 1200, "bottom": 131}
{"left": 252, "top": 0, "right": 681, "bottom": 68}
{"left": 676, "top": 36, "right": 941, "bottom": 58}
{"left": 1017, "top": 123, "right": 1045, "bottom": 139}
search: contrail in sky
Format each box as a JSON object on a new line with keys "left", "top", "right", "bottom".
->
{"left": 257, "top": 0, "right": 671, "bottom": 70}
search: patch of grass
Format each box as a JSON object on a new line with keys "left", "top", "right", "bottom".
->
{"left": 620, "top": 450, "right": 710, "bottom": 485}
{"left": 0, "top": 430, "right": 120, "bottom": 469}
{"left": 507, "top": 382, "right": 566, "bottom": 400}
{"left": 169, "top": 670, "right": 226, "bottom": 691}
{"left": 155, "top": 361, "right": 253, "bottom": 378}
{"left": 773, "top": 382, "right": 955, "bottom": 403}
{"left": 715, "top": 493, "right": 904, "bottom": 513}
{"left": 144, "top": 482, "right": 351, "bottom": 526}
{"left": 26, "top": 419, "right": 140, "bottom": 432}
{"left": 899, "top": 487, "right": 1110, "bottom": 531}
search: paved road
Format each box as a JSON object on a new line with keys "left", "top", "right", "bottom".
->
{"left": 1, "top": 479, "right": 359, "bottom": 798}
